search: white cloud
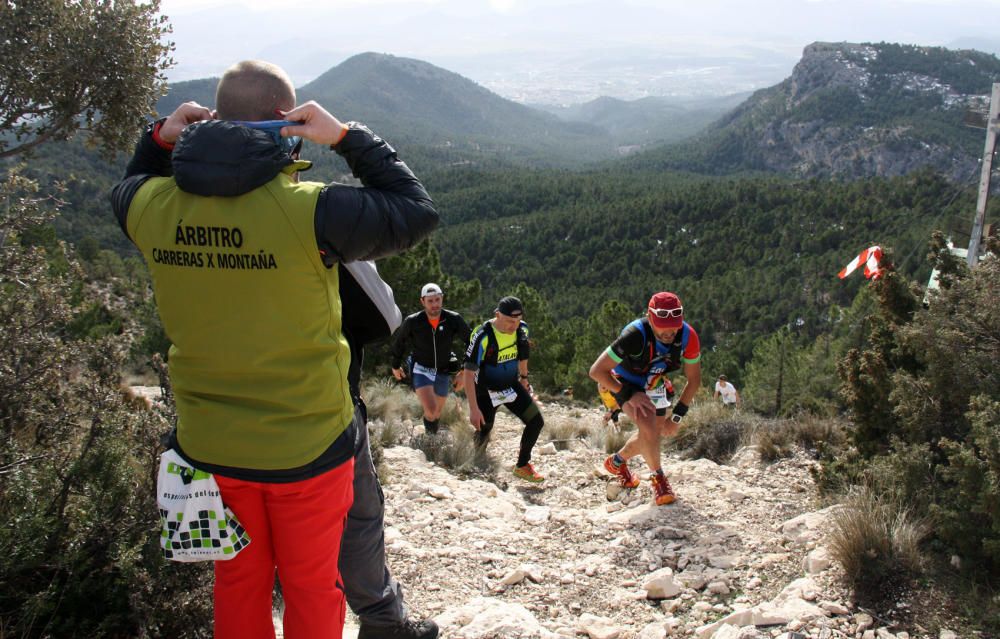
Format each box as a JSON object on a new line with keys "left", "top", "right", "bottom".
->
{"left": 489, "top": 0, "right": 519, "bottom": 12}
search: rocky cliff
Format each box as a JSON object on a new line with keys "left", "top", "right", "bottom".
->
{"left": 639, "top": 42, "right": 1000, "bottom": 180}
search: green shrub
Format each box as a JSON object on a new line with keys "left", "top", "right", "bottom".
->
{"left": 0, "top": 173, "right": 212, "bottom": 636}
{"left": 65, "top": 301, "right": 124, "bottom": 339}
{"left": 935, "top": 396, "right": 1000, "bottom": 568}
{"left": 835, "top": 242, "right": 1000, "bottom": 576}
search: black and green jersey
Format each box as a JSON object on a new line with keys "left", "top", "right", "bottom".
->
{"left": 464, "top": 319, "right": 530, "bottom": 390}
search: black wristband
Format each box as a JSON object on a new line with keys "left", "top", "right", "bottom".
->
{"left": 671, "top": 401, "right": 689, "bottom": 417}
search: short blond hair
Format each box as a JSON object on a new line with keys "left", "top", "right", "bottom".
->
{"left": 216, "top": 60, "right": 295, "bottom": 121}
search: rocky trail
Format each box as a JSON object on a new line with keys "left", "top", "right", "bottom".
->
{"left": 328, "top": 401, "right": 918, "bottom": 639}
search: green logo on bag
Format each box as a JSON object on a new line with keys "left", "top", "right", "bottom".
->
{"left": 166, "top": 461, "right": 211, "bottom": 485}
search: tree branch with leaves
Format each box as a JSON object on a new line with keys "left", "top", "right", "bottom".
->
{"left": 0, "top": 0, "right": 174, "bottom": 159}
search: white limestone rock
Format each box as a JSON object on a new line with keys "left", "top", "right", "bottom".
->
{"left": 643, "top": 567, "right": 683, "bottom": 599}
{"left": 444, "top": 597, "right": 558, "bottom": 638}
{"left": 537, "top": 441, "right": 559, "bottom": 455}
{"left": 636, "top": 622, "right": 668, "bottom": 639}
{"left": 524, "top": 506, "right": 551, "bottom": 524}
{"left": 803, "top": 547, "right": 833, "bottom": 574}
{"left": 819, "top": 601, "right": 850, "bottom": 615}
{"left": 427, "top": 485, "right": 453, "bottom": 499}
{"left": 855, "top": 613, "right": 875, "bottom": 631}
{"left": 780, "top": 506, "right": 841, "bottom": 545}
{"left": 577, "top": 612, "right": 622, "bottom": 639}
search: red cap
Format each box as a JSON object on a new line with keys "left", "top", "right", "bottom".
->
{"left": 647, "top": 292, "right": 683, "bottom": 329}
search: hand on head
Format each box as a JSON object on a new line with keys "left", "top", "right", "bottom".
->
{"left": 160, "top": 102, "right": 216, "bottom": 144}
{"left": 278, "top": 101, "right": 348, "bottom": 146}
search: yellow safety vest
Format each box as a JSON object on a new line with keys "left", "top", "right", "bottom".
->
{"left": 128, "top": 166, "right": 352, "bottom": 470}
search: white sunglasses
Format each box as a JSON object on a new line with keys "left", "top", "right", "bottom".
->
{"left": 648, "top": 307, "right": 683, "bottom": 319}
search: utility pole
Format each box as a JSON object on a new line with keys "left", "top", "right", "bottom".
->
{"left": 968, "top": 83, "right": 1000, "bottom": 268}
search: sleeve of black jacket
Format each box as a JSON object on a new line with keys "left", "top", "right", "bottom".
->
{"left": 316, "top": 123, "right": 438, "bottom": 262}
{"left": 109, "top": 121, "right": 172, "bottom": 240}
{"left": 388, "top": 315, "right": 413, "bottom": 369}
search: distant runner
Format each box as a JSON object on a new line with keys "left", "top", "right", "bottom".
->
{"left": 463, "top": 296, "right": 546, "bottom": 483}
{"left": 389, "top": 283, "right": 472, "bottom": 434}
{"left": 589, "top": 292, "right": 702, "bottom": 505}
{"left": 714, "top": 375, "right": 740, "bottom": 407}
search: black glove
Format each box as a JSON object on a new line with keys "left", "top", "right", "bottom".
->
{"left": 670, "top": 401, "right": 689, "bottom": 424}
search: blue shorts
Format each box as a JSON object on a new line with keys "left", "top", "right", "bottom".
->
{"left": 412, "top": 368, "right": 451, "bottom": 397}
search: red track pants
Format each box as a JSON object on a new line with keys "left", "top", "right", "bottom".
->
{"left": 213, "top": 459, "right": 354, "bottom": 639}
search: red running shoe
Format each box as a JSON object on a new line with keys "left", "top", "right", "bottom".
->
{"left": 603, "top": 455, "right": 640, "bottom": 488}
{"left": 650, "top": 472, "right": 676, "bottom": 506}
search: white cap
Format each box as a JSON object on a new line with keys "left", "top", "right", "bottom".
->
{"left": 420, "top": 283, "right": 443, "bottom": 297}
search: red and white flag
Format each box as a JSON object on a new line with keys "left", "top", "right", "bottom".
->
{"left": 838, "top": 246, "right": 883, "bottom": 280}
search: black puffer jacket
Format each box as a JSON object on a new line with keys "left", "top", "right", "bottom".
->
{"left": 389, "top": 309, "right": 472, "bottom": 373}
{"left": 111, "top": 119, "right": 438, "bottom": 265}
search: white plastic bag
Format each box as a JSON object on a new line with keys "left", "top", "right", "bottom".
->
{"left": 157, "top": 449, "right": 250, "bottom": 562}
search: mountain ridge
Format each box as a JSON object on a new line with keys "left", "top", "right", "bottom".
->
{"left": 628, "top": 41, "right": 1000, "bottom": 179}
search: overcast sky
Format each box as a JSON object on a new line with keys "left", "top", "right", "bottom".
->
{"left": 157, "top": 0, "right": 1000, "bottom": 101}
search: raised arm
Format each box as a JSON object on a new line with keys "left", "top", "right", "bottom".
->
{"left": 110, "top": 101, "right": 214, "bottom": 238}
{"left": 288, "top": 99, "right": 438, "bottom": 263}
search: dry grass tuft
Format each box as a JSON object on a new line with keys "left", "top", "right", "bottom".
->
{"left": 437, "top": 393, "right": 467, "bottom": 429}
{"left": 829, "top": 486, "right": 928, "bottom": 601}
{"left": 670, "top": 406, "right": 755, "bottom": 463}
{"left": 545, "top": 413, "right": 602, "bottom": 450}
{"left": 668, "top": 403, "right": 849, "bottom": 465}
{"left": 752, "top": 415, "right": 848, "bottom": 462}
{"left": 587, "top": 420, "right": 635, "bottom": 454}
{"left": 410, "top": 424, "right": 499, "bottom": 481}
{"left": 363, "top": 378, "right": 422, "bottom": 424}
{"left": 363, "top": 377, "right": 467, "bottom": 434}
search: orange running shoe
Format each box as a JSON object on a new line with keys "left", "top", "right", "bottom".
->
{"left": 512, "top": 463, "right": 545, "bottom": 483}
{"left": 603, "top": 455, "right": 640, "bottom": 488}
{"left": 650, "top": 472, "right": 676, "bottom": 505}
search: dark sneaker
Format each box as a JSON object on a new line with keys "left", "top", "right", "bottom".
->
{"left": 358, "top": 617, "right": 439, "bottom": 639}
{"left": 650, "top": 472, "right": 676, "bottom": 506}
{"left": 603, "top": 455, "right": 640, "bottom": 488}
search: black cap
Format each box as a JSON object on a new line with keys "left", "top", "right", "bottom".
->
{"left": 496, "top": 296, "right": 524, "bottom": 317}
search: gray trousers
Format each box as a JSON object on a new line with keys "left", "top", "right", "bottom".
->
{"left": 340, "top": 409, "right": 407, "bottom": 626}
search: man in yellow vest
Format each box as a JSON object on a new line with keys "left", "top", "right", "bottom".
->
{"left": 111, "top": 60, "right": 438, "bottom": 639}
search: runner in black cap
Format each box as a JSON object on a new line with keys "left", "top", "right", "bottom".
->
{"left": 462, "top": 296, "right": 546, "bottom": 482}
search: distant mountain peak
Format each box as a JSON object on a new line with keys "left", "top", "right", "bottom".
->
{"left": 633, "top": 41, "right": 1000, "bottom": 180}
